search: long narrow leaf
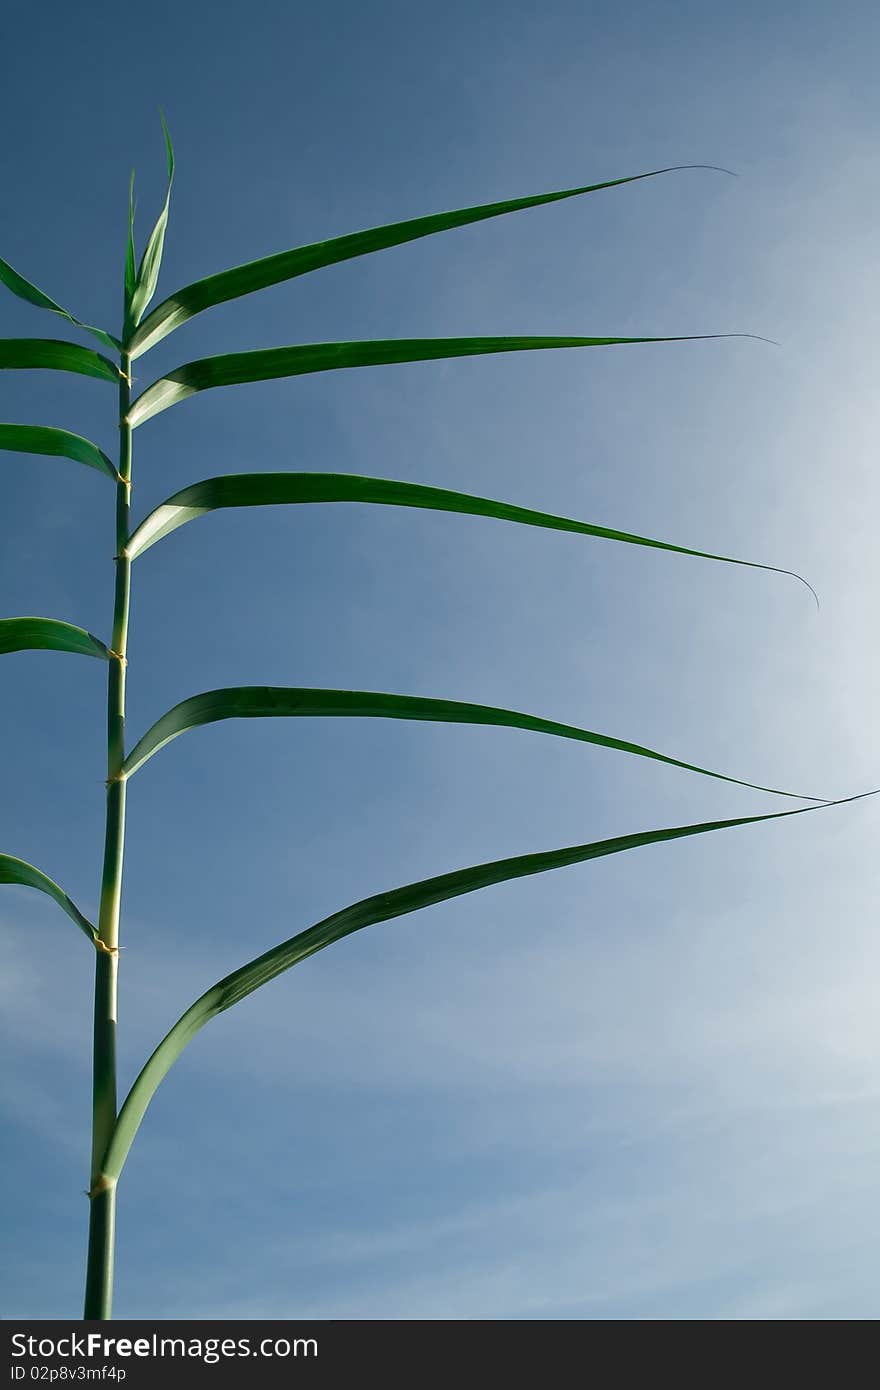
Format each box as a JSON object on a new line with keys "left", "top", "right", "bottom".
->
{"left": 102, "top": 795, "right": 869, "bottom": 1183}
{"left": 0, "top": 852, "right": 97, "bottom": 944}
{"left": 128, "top": 116, "right": 174, "bottom": 328}
{"left": 0, "top": 423, "right": 119, "bottom": 481}
{"left": 124, "top": 170, "right": 137, "bottom": 332}
{"left": 0, "top": 338, "right": 119, "bottom": 384}
{"left": 0, "top": 617, "right": 109, "bottom": 660}
{"left": 128, "top": 333, "right": 760, "bottom": 427}
{"left": 127, "top": 164, "right": 731, "bottom": 358}
{"left": 0, "top": 255, "right": 120, "bottom": 352}
{"left": 123, "top": 470, "right": 817, "bottom": 603}
{"left": 121, "top": 686, "right": 825, "bottom": 801}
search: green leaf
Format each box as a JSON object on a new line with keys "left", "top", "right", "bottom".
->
{"left": 124, "top": 170, "right": 137, "bottom": 324}
{"left": 0, "top": 254, "right": 120, "bottom": 353}
{"left": 121, "top": 685, "right": 824, "bottom": 801}
{"left": 128, "top": 116, "right": 175, "bottom": 329}
{"left": 0, "top": 617, "right": 109, "bottom": 660}
{"left": 0, "top": 851, "right": 98, "bottom": 944}
{"left": 0, "top": 423, "right": 119, "bottom": 481}
{"left": 128, "top": 333, "right": 761, "bottom": 427}
{"left": 123, "top": 470, "right": 818, "bottom": 604}
{"left": 103, "top": 793, "right": 870, "bottom": 1184}
{"left": 127, "top": 164, "right": 731, "bottom": 358}
{"left": 0, "top": 338, "right": 119, "bottom": 384}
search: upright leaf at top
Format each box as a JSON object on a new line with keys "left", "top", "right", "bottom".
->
{"left": 124, "top": 170, "right": 137, "bottom": 326}
{"left": 127, "top": 116, "right": 174, "bottom": 330}
{"left": 0, "top": 255, "right": 120, "bottom": 353}
{"left": 127, "top": 165, "right": 732, "bottom": 358}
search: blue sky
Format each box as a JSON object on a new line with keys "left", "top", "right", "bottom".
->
{"left": 2, "top": 0, "right": 880, "bottom": 1320}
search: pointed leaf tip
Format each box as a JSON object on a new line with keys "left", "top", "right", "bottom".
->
{"left": 128, "top": 164, "right": 731, "bottom": 357}
{"left": 124, "top": 169, "right": 137, "bottom": 309}
{"left": 128, "top": 118, "right": 175, "bottom": 328}
{"left": 121, "top": 683, "right": 827, "bottom": 803}
{"left": 128, "top": 333, "right": 766, "bottom": 427}
{"left": 102, "top": 790, "right": 877, "bottom": 1182}
{"left": 123, "top": 468, "right": 818, "bottom": 607}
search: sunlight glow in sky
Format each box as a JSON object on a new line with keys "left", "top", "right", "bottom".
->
{"left": 2, "top": 0, "right": 880, "bottom": 1320}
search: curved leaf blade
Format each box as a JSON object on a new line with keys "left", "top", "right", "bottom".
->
{"left": 123, "top": 470, "right": 817, "bottom": 604}
{"left": 0, "top": 338, "right": 119, "bottom": 384}
{"left": 103, "top": 794, "right": 870, "bottom": 1183}
{"left": 0, "top": 852, "right": 97, "bottom": 944}
{"left": 128, "top": 116, "right": 175, "bottom": 328}
{"left": 128, "top": 333, "right": 760, "bottom": 427}
{"left": 0, "top": 423, "right": 119, "bottom": 481}
{"left": 121, "top": 685, "right": 825, "bottom": 801}
{"left": 0, "top": 617, "right": 109, "bottom": 661}
{"left": 0, "top": 255, "right": 120, "bottom": 353}
{"left": 127, "top": 164, "right": 732, "bottom": 358}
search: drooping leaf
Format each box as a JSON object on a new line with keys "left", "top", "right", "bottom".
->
{"left": 123, "top": 470, "right": 817, "bottom": 604}
{"left": 0, "top": 338, "right": 119, "bottom": 383}
{"left": 127, "top": 164, "right": 732, "bottom": 358}
{"left": 0, "top": 255, "right": 120, "bottom": 353}
{"left": 128, "top": 333, "right": 762, "bottom": 427}
{"left": 121, "top": 685, "right": 825, "bottom": 801}
{"left": 102, "top": 793, "right": 871, "bottom": 1183}
{"left": 0, "top": 423, "right": 119, "bottom": 481}
{"left": 128, "top": 116, "right": 175, "bottom": 328}
{"left": 0, "top": 852, "right": 98, "bottom": 944}
{"left": 0, "top": 617, "right": 109, "bottom": 660}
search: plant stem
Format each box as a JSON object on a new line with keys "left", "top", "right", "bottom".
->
{"left": 84, "top": 351, "right": 132, "bottom": 1319}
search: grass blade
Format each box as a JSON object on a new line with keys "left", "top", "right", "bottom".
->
{"left": 0, "top": 254, "right": 120, "bottom": 353}
{"left": 128, "top": 117, "right": 174, "bottom": 328}
{"left": 127, "top": 164, "right": 731, "bottom": 358}
{"left": 0, "top": 617, "right": 110, "bottom": 660}
{"left": 123, "top": 470, "right": 817, "bottom": 603}
{"left": 1, "top": 851, "right": 98, "bottom": 944}
{"left": 128, "top": 333, "right": 761, "bottom": 427}
{"left": 0, "top": 423, "right": 119, "bottom": 481}
{"left": 123, "top": 170, "right": 137, "bottom": 335}
{"left": 121, "top": 685, "right": 826, "bottom": 800}
{"left": 0, "top": 339, "right": 119, "bottom": 384}
{"left": 102, "top": 793, "right": 872, "bottom": 1184}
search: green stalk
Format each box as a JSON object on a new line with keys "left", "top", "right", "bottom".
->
{"left": 83, "top": 351, "right": 132, "bottom": 1319}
